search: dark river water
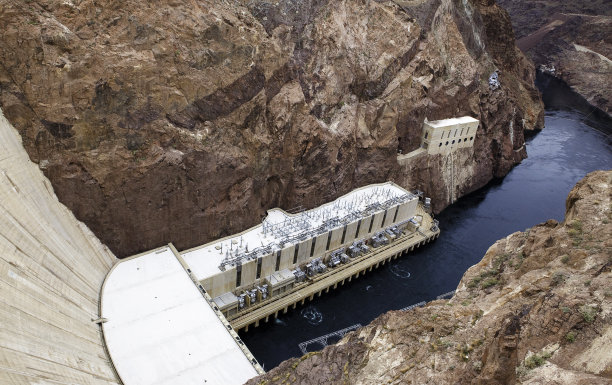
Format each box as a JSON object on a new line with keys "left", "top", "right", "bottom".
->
{"left": 240, "top": 106, "right": 612, "bottom": 370}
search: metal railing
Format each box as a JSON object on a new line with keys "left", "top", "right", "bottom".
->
{"left": 297, "top": 324, "right": 362, "bottom": 355}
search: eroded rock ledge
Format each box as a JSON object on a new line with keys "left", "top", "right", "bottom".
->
{"left": 248, "top": 170, "right": 612, "bottom": 385}
{"left": 0, "top": 0, "right": 543, "bottom": 256}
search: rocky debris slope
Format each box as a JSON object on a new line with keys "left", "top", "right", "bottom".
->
{"left": 247, "top": 170, "right": 612, "bottom": 385}
{"left": 0, "top": 0, "right": 543, "bottom": 257}
{"left": 497, "top": 1, "right": 611, "bottom": 118}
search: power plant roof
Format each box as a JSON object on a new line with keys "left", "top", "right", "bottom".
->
{"left": 426, "top": 116, "right": 479, "bottom": 128}
{"left": 100, "top": 247, "right": 259, "bottom": 385}
{"left": 182, "top": 182, "right": 414, "bottom": 280}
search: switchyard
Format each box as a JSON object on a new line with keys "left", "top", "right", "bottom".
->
{"left": 100, "top": 182, "right": 440, "bottom": 385}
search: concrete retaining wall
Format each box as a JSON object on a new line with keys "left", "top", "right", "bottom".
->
{"left": 0, "top": 109, "right": 120, "bottom": 385}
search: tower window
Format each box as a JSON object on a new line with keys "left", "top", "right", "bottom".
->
{"left": 310, "top": 238, "right": 316, "bottom": 257}
{"left": 256, "top": 257, "right": 262, "bottom": 279}
{"left": 236, "top": 264, "right": 242, "bottom": 287}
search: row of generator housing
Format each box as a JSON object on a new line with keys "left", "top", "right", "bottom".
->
{"left": 211, "top": 207, "right": 424, "bottom": 319}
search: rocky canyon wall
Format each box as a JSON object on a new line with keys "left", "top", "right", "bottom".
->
{"left": 0, "top": 0, "right": 544, "bottom": 257}
{"left": 498, "top": 0, "right": 612, "bottom": 118}
{"left": 248, "top": 170, "right": 612, "bottom": 384}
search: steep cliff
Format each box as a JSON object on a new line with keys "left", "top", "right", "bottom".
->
{"left": 248, "top": 170, "right": 612, "bottom": 384}
{"left": 497, "top": 1, "right": 612, "bottom": 118}
{"left": 0, "top": 0, "right": 543, "bottom": 257}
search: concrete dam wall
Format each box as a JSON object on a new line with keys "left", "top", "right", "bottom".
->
{"left": 0, "top": 108, "right": 120, "bottom": 384}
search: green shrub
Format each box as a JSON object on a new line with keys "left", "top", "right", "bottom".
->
{"left": 482, "top": 277, "right": 499, "bottom": 288}
{"left": 524, "top": 352, "right": 551, "bottom": 369}
{"left": 579, "top": 305, "right": 597, "bottom": 323}
{"left": 565, "top": 331, "right": 576, "bottom": 343}
{"left": 551, "top": 272, "right": 567, "bottom": 286}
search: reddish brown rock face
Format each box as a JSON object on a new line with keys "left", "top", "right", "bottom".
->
{"left": 0, "top": 0, "right": 543, "bottom": 257}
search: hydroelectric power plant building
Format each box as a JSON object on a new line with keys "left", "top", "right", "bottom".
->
{"left": 184, "top": 183, "right": 420, "bottom": 315}
{"left": 99, "top": 182, "right": 440, "bottom": 385}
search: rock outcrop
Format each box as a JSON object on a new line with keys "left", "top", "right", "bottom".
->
{"left": 0, "top": 0, "right": 543, "bottom": 257}
{"left": 497, "top": 1, "right": 612, "bottom": 118}
{"left": 247, "top": 170, "right": 612, "bottom": 385}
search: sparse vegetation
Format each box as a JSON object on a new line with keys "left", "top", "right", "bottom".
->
{"left": 493, "top": 254, "right": 510, "bottom": 270}
{"left": 579, "top": 305, "right": 597, "bottom": 323}
{"left": 468, "top": 269, "right": 499, "bottom": 289}
{"left": 561, "top": 255, "right": 569, "bottom": 264}
{"left": 523, "top": 351, "right": 551, "bottom": 369}
{"left": 568, "top": 220, "right": 584, "bottom": 247}
{"left": 458, "top": 343, "right": 472, "bottom": 361}
{"left": 565, "top": 331, "right": 576, "bottom": 343}
{"left": 517, "top": 350, "right": 553, "bottom": 375}
{"left": 551, "top": 272, "right": 567, "bottom": 286}
{"left": 481, "top": 277, "right": 499, "bottom": 288}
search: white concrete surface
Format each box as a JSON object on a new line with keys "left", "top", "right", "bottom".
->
{"left": 101, "top": 247, "right": 259, "bottom": 385}
{"left": 0, "top": 108, "right": 120, "bottom": 384}
{"left": 183, "top": 182, "right": 413, "bottom": 280}
{"left": 422, "top": 116, "right": 479, "bottom": 155}
{"left": 426, "top": 116, "right": 479, "bottom": 128}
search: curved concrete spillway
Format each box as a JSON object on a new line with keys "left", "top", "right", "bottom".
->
{"left": 0, "top": 109, "right": 120, "bottom": 384}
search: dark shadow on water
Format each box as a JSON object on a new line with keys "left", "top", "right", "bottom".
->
{"left": 536, "top": 71, "right": 612, "bottom": 134}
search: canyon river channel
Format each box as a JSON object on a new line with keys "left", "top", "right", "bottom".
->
{"left": 240, "top": 105, "right": 612, "bottom": 370}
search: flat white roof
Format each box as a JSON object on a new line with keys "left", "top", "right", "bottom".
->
{"left": 426, "top": 116, "right": 479, "bottom": 128}
{"left": 182, "top": 182, "right": 413, "bottom": 280}
{"left": 101, "top": 247, "right": 258, "bottom": 385}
